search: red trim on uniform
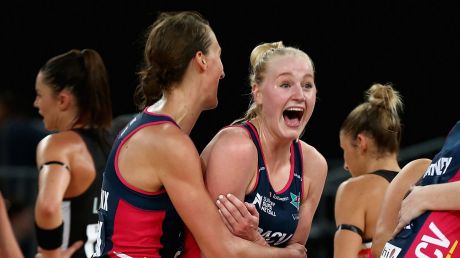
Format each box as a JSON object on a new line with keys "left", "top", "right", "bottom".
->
{"left": 297, "top": 140, "right": 305, "bottom": 199}
{"left": 246, "top": 121, "right": 294, "bottom": 195}
{"left": 234, "top": 124, "right": 260, "bottom": 194}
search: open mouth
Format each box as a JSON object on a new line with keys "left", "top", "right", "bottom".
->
{"left": 283, "top": 107, "right": 304, "bottom": 127}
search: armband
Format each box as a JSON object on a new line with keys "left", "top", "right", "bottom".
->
{"left": 39, "top": 161, "right": 70, "bottom": 171}
{"left": 336, "top": 224, "right": 364, "bottom": 238}
{"left": 35, "top": 222, "right": 63, "bottom": 250}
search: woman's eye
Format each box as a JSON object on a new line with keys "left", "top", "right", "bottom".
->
{"left": 280, "top": 83, "right": 290, "bottom": 88}
{"left": 303, "top": 83, "right": 313, "bottom": 89}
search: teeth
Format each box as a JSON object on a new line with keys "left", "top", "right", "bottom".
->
{"left": 285, "top": 107, "right": 304, "bottom": 112}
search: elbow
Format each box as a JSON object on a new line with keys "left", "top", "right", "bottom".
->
{"left": 35, "top": 199, "right": 61, "bottom": 221}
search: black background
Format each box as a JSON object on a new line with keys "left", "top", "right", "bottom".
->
{"left": 2, "top": 1, "right": 459, "bottom": 256}
{"left": 3, "top": 1, "right": 459, "bottom": 159}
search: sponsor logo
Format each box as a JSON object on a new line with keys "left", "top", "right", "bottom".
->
{"left": 99, "top": 190, "right": 109, "bottom": 211}
{"left": 381, "top": 242, "right": 401, "bottom": 258}
{"left": 413, "top": 222, "right": 454, "bottom": 258}
{"left": 423, "top": 157, "right": 452, "bottom": 178}
{"left": 260, "top": 230, "right": 293, "bottom": 246}
{"left": 252, "top": 193, "right": 276, "bottom": 217}
{"left": 290, "top": 192, "right": 300, "bottom": 210}
{"left": 272, "top": 194, "right": 289, "bottom": 202}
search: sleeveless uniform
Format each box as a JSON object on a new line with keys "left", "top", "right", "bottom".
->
{"left": 352, "top": 170, "right": 398, "bottom": 258}
{"left": 63, "top": 128, "right": 111, "bottom": 258}
{"left": 381, "top": 121, "right": 460, "bottom": 258}
{"left": 93, "top": 110, "right": 185, "bottom": 258}
{"left": 240, "top": 121, "right": 304, "bottom": 247}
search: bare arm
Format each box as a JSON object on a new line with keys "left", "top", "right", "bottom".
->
{"left": 0, "top": 192, "right": 24, "bottom": 258}
{"left": 34, "top": 134, "right": 72, "bottom": 258}
{"left": 395, "top": 180, "right": 460, "bottom": 235}
{"left": 289, "top": 143, "right": 327, "bottom": 246}
{"left": 202, "top": 128, "right": 263, "bottom": 242}
{"left": 159, "top": 128, "right": 305, "bottom": 258}
{"left": 333, "top": 180, "right": 365, "bottom": 258}
{"left": 371, "top": 158, "right": 431, "bottom": 257}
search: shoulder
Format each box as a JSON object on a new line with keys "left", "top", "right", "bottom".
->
{"left": 136, "top": 122, "right": 198, "bottom": 157}
{"left": 36, "top": 130, "right": 83, "bottom": 153}
{"left": 388, "top": 158, "right": 431, "bottom": 196}
{"left": 203, "top": 126, "right": 256, "bottom": 158}
{"left": 335, "top": 178, "right": 368, "bottom": 213}
{"left": 395, "top": 158, "right": 431, "bottom": 183}
{"left": 298, "top": 140, "right": 327, "bottom": 174}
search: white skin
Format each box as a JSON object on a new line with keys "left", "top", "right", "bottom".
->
{"left": 393, "top": 166, "right": 460, "bottom": 235}
{"left": 112, "top": 28, "right": 306, "bottom": 258}
{"left": 371, "top": 158, "right": 431, "bottom": 257}
{"left": 0, "top": 192, "right": 25, "bottom": 258}
{"left": 33, "top": 72, "right": 94, "bottom": 258}
{"left": 202, "top": 53, "right": 327, "bottom": 248}
{"left": 334, "top": 132, "right": 400, "bottom": 258}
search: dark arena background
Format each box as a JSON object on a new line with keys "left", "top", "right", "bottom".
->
{"left": 1, "top": 1, "right": 459, "bottom": 257}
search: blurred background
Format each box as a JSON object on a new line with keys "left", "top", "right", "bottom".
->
{"left": 1, "top": 1, "right": 458, "bottom": 257}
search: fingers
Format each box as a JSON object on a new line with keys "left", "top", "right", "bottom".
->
{"left": 216, "top": 194, "right": 260, "bottom": 241}
{"left": 245, "top": 202, "right": 259, "bottom": 218}
{"left": 69, "top": 240, "right": 84, "bottom": 251}
{"left": 216, "top": 194, "right": 244, "bottom": 221}
{"left": 225, "top": 193, "right": 249, "bottom": 217}
{"left": 63, "top": 240, "right": 84, "bottom": 257}
{"left": 392, "top": 211, "right": 407, "bottom": 238}
{"left": 216, "top": 197, "right": 239, "bottom": 232}
{"left": 392, "top": 222, "right": 403, "bottom": 238}
{"left": 218, "top": 208, "right": 234, "bottom": 233}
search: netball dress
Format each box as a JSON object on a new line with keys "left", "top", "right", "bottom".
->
{"left": 93, "top": 110, "right": 185, "bottom": 258}
{"left": 241, "top": 121, "right": 304, "bottom": 247}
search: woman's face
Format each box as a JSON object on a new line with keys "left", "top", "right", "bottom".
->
{"left": 33, "top": 72, "right": 60, "bottom": 131}
{"left": 201, "top": 29, "right": 225, "bottom": 111}
{"left": 255, "top": 54, "right": 316, "bottom": 140}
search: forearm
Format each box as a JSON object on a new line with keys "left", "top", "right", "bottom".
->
{"left": 420, "top": 182, "right": 460, "bottom": 211}
{"left": 232, "top": 238, "right": 305, "bottom": 258}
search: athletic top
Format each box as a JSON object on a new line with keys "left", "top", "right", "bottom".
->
{"left": 337, "top": 170, "right": 398, "bottom": 258}
{"left": 371, "top": 170, "right": 398, "bottom": 183}
{"left": 381, "top": 120, "right": 460, "bottom": 258}
{"left": 93, "top": 110, "right": 185, "bottom": 258}
{"left": 62, "top": 128, "right": 111, "bottom": 258}
{"left": 240, "top": 121, "right": 304, "bottom": 247}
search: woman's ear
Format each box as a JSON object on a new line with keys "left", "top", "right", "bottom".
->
{"left": 252, "top": 84, "right": 262, "bottom": 105}
{"left": 195, "top": 51, "right": 207, "bottom": 70}
{"left": 57, "top": 90, "right": 72, "bottom": 111}
{"left": 356, "top": 133, "right": 368, "bottom": 153}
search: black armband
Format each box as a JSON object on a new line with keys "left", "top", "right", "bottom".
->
{"left": 39, "top": 161, "right": 70, "bottom": 171}
{"left": 336, "top": 224, "right": 364, "bottom": 238}
{"left": 35, "top": 222, "right": 63, "bottom": 250}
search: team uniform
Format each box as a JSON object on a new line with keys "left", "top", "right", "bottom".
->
{"left": 239, "top": 121, "right": 304, "bottom": 247}
{"left": 62, "top": 129, "right": 111, "bottom": 258}
{"left": 381, "top": 121, "right": 460, "bottom": 258}
{"left": 93, "top": 110, "right": 186, "bottom": 258}
{"left": 336, "top": 170, "right": 398, "bottom": 258}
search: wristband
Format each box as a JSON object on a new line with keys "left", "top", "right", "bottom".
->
{"left": 35, "top": 222, "right": 63, "bottom": 250}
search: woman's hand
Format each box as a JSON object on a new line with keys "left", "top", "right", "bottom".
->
{"left": 216, "top": 193, "right": 266, "bottom": 244}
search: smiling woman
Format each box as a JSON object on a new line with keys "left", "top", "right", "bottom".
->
{"left": 201, "top": 41, "right": 327, "bottom": 249}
